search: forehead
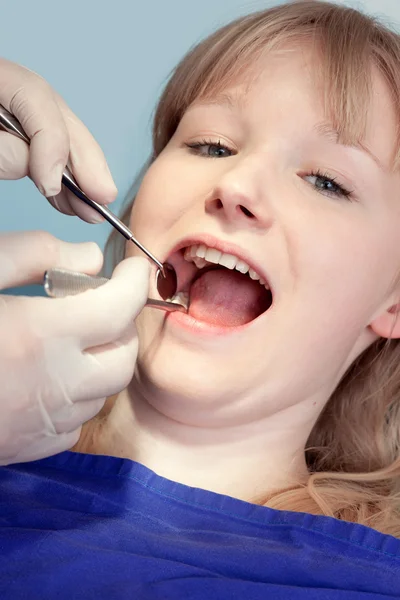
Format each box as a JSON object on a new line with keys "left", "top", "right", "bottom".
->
{"left": 192, "top": 47, "right": 398, "bottom": 171}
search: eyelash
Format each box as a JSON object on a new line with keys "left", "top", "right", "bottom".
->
{"left": 185, "top": 139, "right": 231, "bottom": 157}
{"left": 305, "top": 169, "right": 353, "bottom": 200}
{"left": 184, "top": 139, "right": 354, "bottom": 201}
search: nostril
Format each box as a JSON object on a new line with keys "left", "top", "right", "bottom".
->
{"left": 239, "top": 205, "right": 255, "bottom": 218}
{"left": 208, "top": 198, "right": 256, "bottom": 218}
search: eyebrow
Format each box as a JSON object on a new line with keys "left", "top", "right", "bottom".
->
{"left": 197, "top": 96, "right": 386, "bottom": 170}
{"left": 313, "top": 121, "right": 384, "bottom": 170}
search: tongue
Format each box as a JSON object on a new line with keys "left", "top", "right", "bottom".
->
{"left": 188, "top": 268, "right": 270, "bottom": 327}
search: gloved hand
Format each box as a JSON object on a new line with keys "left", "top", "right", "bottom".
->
{"left": 0, "top": 230, "right": 150, "bottom": 465}
{"left": 0, "top": 57, "right": 117, "bottom": 222}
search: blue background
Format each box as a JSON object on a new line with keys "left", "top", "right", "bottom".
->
{"left": 1, "top": 0, "right": 398, "bottom": 295}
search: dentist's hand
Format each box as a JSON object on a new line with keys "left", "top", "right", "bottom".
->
{"left": 0, "top": 57, "right": 117, "bottom": 222}
{"left": 0, "top": 231, "right": 150, "bottom": 465}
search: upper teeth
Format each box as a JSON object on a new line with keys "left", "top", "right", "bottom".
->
{"left": 183, "top": 244, "right": 269, "bottom": 288}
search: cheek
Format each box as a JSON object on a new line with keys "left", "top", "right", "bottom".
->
{"left": 129, "top": 163, "right": 167, "bottom": 234}
{"left": 129, "top": 153, "right": 200, "bottom": 237}
{"left": 292, "top": 222, "right": 385, "bottom": 328}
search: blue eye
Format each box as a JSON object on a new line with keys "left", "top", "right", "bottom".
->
{"left": 304, "top": 170, "right": 353, "bottom": 200}
{"left": 185, "top": 141, "right": 354, "bottom": 202}
{"left": 185, "top": 139, "right": 233, "bottom": 158}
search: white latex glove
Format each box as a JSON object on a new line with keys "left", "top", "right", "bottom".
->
{"left": 0, "top": 231, "right": 150, "bottom": 465}
{"left": 0, "top": 57, "right": 117, "bottom": 222}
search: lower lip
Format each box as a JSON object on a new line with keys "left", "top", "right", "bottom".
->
{"left": 166, "top": 309, "right": 253, "bottom": 337}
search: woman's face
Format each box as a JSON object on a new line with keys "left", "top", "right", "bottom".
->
{"left": 126, "top": 47, "right": 400, "bottom": 426}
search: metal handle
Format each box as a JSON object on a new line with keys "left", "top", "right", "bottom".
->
{"left": 43, "top": 268, "right": 186, "bottom": 313}
{"left": 0, "top": 105, "right": 30, "bottom": 143}
{"left": 0, "top": 103, "right": 164, "bottom": 273}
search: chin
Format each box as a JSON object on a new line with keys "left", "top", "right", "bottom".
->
{"left": 136, "top": 329, "right": 232, "bottom": 401}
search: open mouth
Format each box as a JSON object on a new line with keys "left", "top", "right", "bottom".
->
{"left": 165, "top": 242, "right": 273, "bottom": 328}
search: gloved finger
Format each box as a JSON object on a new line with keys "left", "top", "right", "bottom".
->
{"left": 2, "top": 428, "right": 82, "bottom": 465}
{"left": 42, "top": 95, "right": 119, "bottom": 224}
{"left": 62, "top": 188, "right": 109, "bottom": 224}
{"left": 51, "top": 397, "right": 106, "bottom": 434}
{"left": 33, "top": 325, "right": 137, "bottom": 408}
{"left": 74, "top": 327, "right": 139, "bottom": 401}
{"left": 46, "top": 188, "right": 106, "bottom": 223}
{"left": 0, "top": 230, "right": 103, "bottom": 290}
{"left": 53, "top": 94, "right": 118, "bottom": 223}
{"left": 0, "top": 131, "right": 103, "bottom": 222}
{"left": 0, "top": 131, "right": 29, "bottom": 180}
{"left": 57, "top": 94, "right": 117, "bottom": 204}
{"left": 46, "top": 194, "right": 77, "bottom": 217}
{"left": 0, "top": 58, "right": 69, "bottom": 197}
{"left": 53, "top": 256, "right": 150, "bottom": 348}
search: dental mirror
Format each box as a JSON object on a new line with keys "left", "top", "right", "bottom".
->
{"left": 156, "top": 263, "right": 177, "bottom": 300}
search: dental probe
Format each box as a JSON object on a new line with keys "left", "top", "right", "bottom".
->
{"left": 0, "top": 103, "right": 178, "bottom": 301}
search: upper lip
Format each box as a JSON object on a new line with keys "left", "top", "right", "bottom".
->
{"left": 165, "top": 233, "right": 273, "bottom": 292}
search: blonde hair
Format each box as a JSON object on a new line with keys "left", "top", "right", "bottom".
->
{"left": 105, "top": 0, "right": 400, "bottom": 537}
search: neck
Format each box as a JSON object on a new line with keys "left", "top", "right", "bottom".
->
{"left": 75, "top": 380, "right": 317, "bottom": 504}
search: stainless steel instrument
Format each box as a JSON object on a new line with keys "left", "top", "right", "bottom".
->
{"left": 43, "top": 268, "right": 186, "bottom": 313}
{"left": 0, "top": 103, "right": 178, "bottom": 300}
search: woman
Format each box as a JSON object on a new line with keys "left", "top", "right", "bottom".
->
{"left": 1, "top": 1, "right": 400, "bottom": 598}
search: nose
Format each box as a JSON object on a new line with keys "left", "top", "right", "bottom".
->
{"left": 204, "top": 159, "right": 273, "bottom": 230}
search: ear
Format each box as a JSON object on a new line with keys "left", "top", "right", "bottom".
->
{"left": 369, "top": 301, "right": 400, "bottom": 339}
